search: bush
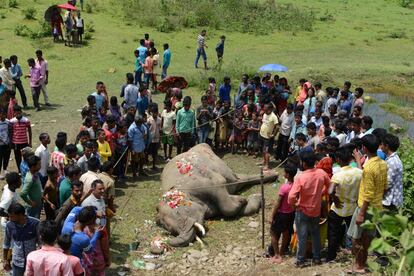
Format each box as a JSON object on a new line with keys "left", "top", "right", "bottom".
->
{"left": 14, "top": 21, "right": 51, "bottom": 39}
{"left": 399, "top": 140, "right": 414, "bottom": 220}
{"left": 9, "top": 0, "right": 18, "bottom": 8}
{"left": 22, "top": 7, "right": 36, "bottom": 20}
{"left": 14, "top": 24, "right": 31, "bottom": 37}
{"left": 115, "top": 0, "right": 314, "bottom": 34}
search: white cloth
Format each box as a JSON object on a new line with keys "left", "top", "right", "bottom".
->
{"left": 279, "top": 110, "right": 294, "bottom": 137}
{"left": 80, "top": 171, "right": 99, "bottom": 195}
{"left": 161, "top": 110, "right": 176, "bottom": 135}
{"left": 0, "top": 185, "right": 19, "bottom": 227}
{"left": 0, "top": 68, "right": 14, "bottom": 90}
{"left": 35, "top": 144, "right": 50, "bottom": 177}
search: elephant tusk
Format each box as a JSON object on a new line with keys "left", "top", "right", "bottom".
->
{"left": 195, "top": 235, "right": 205, "bottom": 247}
{"left": 194, "top": 222, "right": 206, "bottom": 237}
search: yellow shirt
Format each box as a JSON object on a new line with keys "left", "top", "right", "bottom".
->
{"left": 259, "top": 112, "right": 279, "bottom": 139}
{"left": 98, "top": 140, "right": 112, "bottom": 162}
{"left": 357, "top": 156, "right": 387, "bottom": 209}
{"left": 331, "top": 166, "right": 362, "bottom": 217}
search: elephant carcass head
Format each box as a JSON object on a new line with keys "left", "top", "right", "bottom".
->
{"left": 156, "top": 198, "right": 206, "bottom": 247}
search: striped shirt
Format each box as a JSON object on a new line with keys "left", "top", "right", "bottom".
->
{"left": 10, "top": 116, "right": 30, "bottom": 144}
{"left": 331, "top": 166, "right": 362, "bottom": 217}
{"left": 51, "top": 151, "right": 66, "bottom": 179}
{"left": 197, "top": 34, "right": 205, "bottom": 48}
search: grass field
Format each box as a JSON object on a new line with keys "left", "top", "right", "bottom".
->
{"left": 1, "top": 0, "right": 414, "bottom": 274}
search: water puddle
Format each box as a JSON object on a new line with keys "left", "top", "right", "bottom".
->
{"left": 365, "top": 93, "right": 414, "bottom": 138}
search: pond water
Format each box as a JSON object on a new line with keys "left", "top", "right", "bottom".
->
{"left": 365, "top": 93, "right": 414, "bottom": 138}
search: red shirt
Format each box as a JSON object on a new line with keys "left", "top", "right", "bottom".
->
{"left": 10, "top": 116, "right": 30, "bottom": 144}
{"left": 288, "top": 168, "right": 329, "bottom": 217}
{"left": 51, "top": 151, "right": 65, "bottom": 178}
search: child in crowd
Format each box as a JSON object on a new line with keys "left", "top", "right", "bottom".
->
{"left": 43, "top": 166, "right": 59, "bottom": 220}
{"left": 7, "top": 90, "right": 17, "bottom": 120}
{"left": 207, "top": 77, "right": 216, "bottom": 106}
{"left": 148, "top": 104, "right": 162, "bottom": 170}
{"left": 0, "top": 172, "right": 21, "bottom": 227}
{"left": 269, "top": 165, "right": 297, "bottom": 263}
{"left": 109, "top": 96, "right": 122, "bottom": 122}
{"left": 97, "top": 129, "right": 112, "bottom": 162}
{"left": 112, "top": 121, "right": 128, "bottom": 179}
{"left": 76, "top": 130, "right": 90, "bottom": 156}
{"left": 0, "top": 108, "right": 11, "bottom": 180}
{"left": 230, "top": 111, "right": 245, "bottom": 154}
{"left": 246, "top": 112, "right": 260, "bottom": 156}
{"left": 58, "top": 234, "right": 85, "bottom": 276}
{"left": 10, "top": 105, "right": 32, "bottom": 172}
{"left": 161, "top": 100, "right": 176, "bottom": 161}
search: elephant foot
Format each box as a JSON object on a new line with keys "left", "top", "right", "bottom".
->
{"left": 240, "top": 194, "right": 262, "bottom": 216}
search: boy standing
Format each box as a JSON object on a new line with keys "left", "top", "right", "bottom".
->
{"left": 161, "top": 100, "right": 176, "bottom": 161}
{"left": 34, "top": 133, "right": 50, "bottom": 186}
{"left": 196, "top": 95, "right": 213, "bottom": 144}
{"left": 35, "top": 50, "right": 50, "bottom": 106}
{"left": 9, "top": 106, "right": 32, "bottom": 171}
{"left": 381, "top": 134, "right": 403, "bottom": 210}
{"left": 10, "top": 55, "right": 27, "bottom": 108}
{"left": 0, "top": 172, "right": 21, "bottom": 227}
{"left": 25, "top": 58, "right": 43, "bottom": 112}
{"left": 162, "top": 43, "right": 171, "bottom": 79}
{"left": 147, "top": 105, "right": 162, "bottom": 170}
{"left": 3, "top": 203, "right": 39, "bottom": 275}
{"left": 128, "top": 114, "right": 148, "bottom": 178}
{"left": 195, "top": 30, "right": 208, "bottom": 70}
{"left": 215, "top": 35, "right": 226, "bottom": 63}
{"left": 20, "top": 155, "right": 43, "bottom": 218}
{"left": 327, "top": 148, "right": 362, "bottom": 262}
{"left": 288, "top": 151, "right": 330, "bottom": 267}
{"left": 348, "top": 134, "right": 387, "bottom": 274}
{"left": 0, "top": 108, "right": 10, "bottom": 179}
{"left": 269, "top": 165, "right": 297, "bottom": 263}
{"left": 218, "top": 76, "right": 231, "bottom": 103}
{"left": 276, "top": 104, "right": 294, "bottom": 161}
{"left": 176, "top": 96, "right": 196, "bottom": 154}
{"left": 259, "top": 104, "right": 278, "bottom": 172}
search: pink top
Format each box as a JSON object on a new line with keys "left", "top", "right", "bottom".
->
{"left": 25, "top": 246, "right": 74, "bottom": 276}
{"left": 29, "top": 65, "right": 43, "bottom": 88}
{"left": 144, "top": 56, "right": 153, "bottom": 74}
{"left": 7, "top": 98, "right": 16, "bottom": 119}
{"left": 68, "top": 255, "right": 84, "bottom": 275}
{"left": 278, "top": 182, "right": 294, "bottom": 213}
{"left": 288, "top": 168, "right": 329, "bottom": 217}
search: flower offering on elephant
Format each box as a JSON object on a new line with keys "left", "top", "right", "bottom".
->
{"left": 162, "top": 189, "right": 192, "bottom": 209}
{"left": 176, "top": 160, "right": 193, "bottom": 175}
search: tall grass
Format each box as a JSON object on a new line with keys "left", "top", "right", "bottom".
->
{"left": 114, "top": 0, "right": 314, "bottom": 34}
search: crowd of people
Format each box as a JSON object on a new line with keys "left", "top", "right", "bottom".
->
{"left": 0, "top": 32, "right": 406, "bottom": 275}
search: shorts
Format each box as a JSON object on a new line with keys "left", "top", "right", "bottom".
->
{"left": 131, "top": 152, "right": 145, "bottom": 162}
{"left": 77, "top": 26, "right": 84, "bottom": 35}
{"left": 259, "top": 135, "right": 273, "bottom": 153}
{"left": 271, "top": 212, "right": 295, "bottom": 234}
{"left": 148, "top": 142, "right": 160, "bottom": 156}
{"left": 347, "top": 207, "right": 376, "bottom": 240}
{"left": 247, "top": 139, "right": 258, "bottom": 150}
{"left": 162, "top": 132, "right": 174, "bottom": 145}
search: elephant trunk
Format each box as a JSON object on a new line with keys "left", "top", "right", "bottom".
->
{"left": 227, "top": 172, "right": 278, "bottom": 193}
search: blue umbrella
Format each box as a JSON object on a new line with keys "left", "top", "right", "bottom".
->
{"left": 258, "top": 64, "right": 288, "bottom": 72}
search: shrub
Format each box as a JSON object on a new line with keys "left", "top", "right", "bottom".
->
{"left": 15, "top": 21, "right": 51, "bottom": 39}
{"left": 14, "top": 24, "right": 31, "bottom": 37}
{"left": 399, "top": 140, "right": 414, "bottom": 220}
{"left": 9, "top": 0, "right": 18, "bottom": 8}
{"left": 115, "top": 0, "right": 314, "bottom": 34}
{"left": 22, "top": 7, "right": 36, "bottom": 20}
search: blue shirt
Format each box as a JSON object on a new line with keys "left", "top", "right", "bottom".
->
{"left": 10, "top": 63, "right": 23, "bottom": 80}
{"left": 219, "top": 84, "right": 231, "bottom": 103}
{"left": 20, "top": 161, "right": 29, "bottom": 184}
{"left": 128, "top": 122, "right": 147, "bottom": 153}
{"left": 163, "top": 49, "right": 171, "bottom": 67}
{"left": 137, "top": 46, "right": 147, "bottom": 69}
{"left": 4, "top": 217, "right": 39, "bottom": 268}
{"left": 339, "top": 99, "right": 352, "bottom": 115}
{"left": 0, "top": 84, "right": 5, "bottom": 96}
{"left": 61, "top": 207, "right": 100, "bottom": 259}
{"left": 136, "top": 94, "right": 149, "bottom": 115}
{"left": 91, "top": 92, "right": 105, "bottom": 110}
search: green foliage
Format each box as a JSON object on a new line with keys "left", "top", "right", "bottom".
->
{"left": 22, "top": 7, "right": 36, "bottom": 20}
{"left": 14, "top": 21, "right": 50, "bottom": 39}
{"left": 397, "top": 0, "right": 414, "bottom": 8}
{"left": 399, "top": 140, "right": 414, "bottom": 220}
{"left": 115, "top": 0, "right": 314, "bottom": 34}
{"left": 8, "top": 0, "right": 18, "bottom": 8}
{"left": 363, "top": 208, "right": 414, "bottom": 275}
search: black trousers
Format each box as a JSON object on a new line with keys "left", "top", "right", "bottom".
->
{"left": 13, "top": 143, "right": 28, "bottom": 172}
{"left": 177, "top": 132, "right": 194, "bottom": 154}
{"left": 327, "top": 210, "right": 352, "bottom": 261}
{"left": 14, "top": 79, "right": 27, "bottom": 107}
{"left": 275, "top": 134, "right": 289, "bottom": 161}
{"left": 0, "top": 144, "right": 11, "bottom": 171}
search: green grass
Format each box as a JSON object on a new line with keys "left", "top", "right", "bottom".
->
{"left": 1, "top": 0, "right": 414, "bottom": 273}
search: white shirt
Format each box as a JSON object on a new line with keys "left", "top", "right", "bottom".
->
{"left": 279, "top": 110, "right": 294, "bottom": 137}
{"left": 80, "top": 171, "right": 99, "bottom": 195}
{"left": 35, "top": 144, "right": 50, "bottom": 177}
{"left": 0, "top": 185, "right": 19, "bottom": 227}
{"left": 76, "top": 17, "right": 83, "bottom": 28}
{"left": 0, "top": 67, "right": 14, "bottom": 90}
{"left": 161, "top": 110, "right": 176, "bottom": 135}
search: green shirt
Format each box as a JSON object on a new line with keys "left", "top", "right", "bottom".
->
{"left": 176, "top": 108, "right": 196, "bottom": 133}
{"left": 59, "top": 178, "right": 72, "bottom": 206}
{"left": 20, "top": 172, "right": 42, "bottom": 206}
{"left": 76, "top": 143, "right": 84, "bottom": 156}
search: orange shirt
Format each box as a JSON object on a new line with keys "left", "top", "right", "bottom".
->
{"left": 288, "top": 168, "right": 330, "bottom": 217}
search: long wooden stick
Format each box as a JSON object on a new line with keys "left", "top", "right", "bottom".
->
{"left": 260, "top": 166, "right": 265, "bottom": 249}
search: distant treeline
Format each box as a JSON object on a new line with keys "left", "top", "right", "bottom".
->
{"left": 115, "top": 0, "right": 314, "bottom": 34}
